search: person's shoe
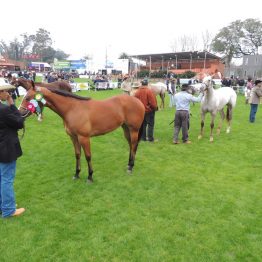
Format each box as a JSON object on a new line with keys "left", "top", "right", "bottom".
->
{"left": 183, "top": 140, "right": 192, "bottom": 144}
{"left": 11, "top": 208, "right": 25, "bottom": 217}
{"left": 173, "top": 141, "right": 180, "bottom": 144}
{"left": 148, "top": 139, "right": 159, "bottom": 143}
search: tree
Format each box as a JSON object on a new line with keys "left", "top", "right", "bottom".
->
{"left": 31, "top": 28, "right": 52, "bottom": 57}
{"left": 201, "top": 30, "right": 212, "bottom": 51}
{"left": 242, "top": 18, "right": 262, "bottom": 54}
{"left": 211, "top": 19, "right": 262, "bottom": 66}
{"left": 0, "top": 28, "right": 69, "bottom": 63}
{"left": 119, "top": 52, "right": 129, "bottom": 59}
{"left": 170, "top": 35, "right": 199, "bottom": 52}
{"left": 54, "top": 49, "right": 70, "bottom": 61}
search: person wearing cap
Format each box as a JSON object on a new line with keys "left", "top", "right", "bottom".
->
{"left": 134, "top": 79, "right": 158, "bottom": 142}
{"left": 249, "top": 79, "right": 262, "bottom": 123}
{"left": 173, "top": 84, "right": 203, "bottom": 144}
{"left": 0, "top": 86, "right": 25, "bottom": 218}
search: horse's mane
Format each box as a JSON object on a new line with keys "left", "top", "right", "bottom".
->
{"left": 49, "top": 88, "right": 92, "bottom": 100}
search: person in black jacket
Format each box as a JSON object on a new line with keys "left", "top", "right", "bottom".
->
{"left": 0, "top": 88, "right": 25, "bottom": 218}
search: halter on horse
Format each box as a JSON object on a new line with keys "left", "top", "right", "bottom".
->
{"left": 11, "top": 77, "right": 71, "bottom": 121}
{"left": 198, "top": 76, "right": 237, "bottom": 142}
{"left": 19, "top": 86, "right": 145, "bottom": 182}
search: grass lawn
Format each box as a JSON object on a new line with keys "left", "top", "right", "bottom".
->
{"left": 1, "top": 89, "right": 261, "bottom": 261}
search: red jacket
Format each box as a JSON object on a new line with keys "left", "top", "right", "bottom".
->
{"left": 134, "top": 87, "right": 158, "bottom": 113}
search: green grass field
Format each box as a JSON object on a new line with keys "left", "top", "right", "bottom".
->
{"left": 1, "top": 89, "right": 261, "bottom": 261}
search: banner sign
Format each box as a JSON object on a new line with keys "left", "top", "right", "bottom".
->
{"left": 22, "top": 54, "right": 41, "bottom": 60}
{"left": 70, "top": 60, "right": 86, "bottom": 69}
{"left": 53, "top": 61, "right": 71, "bottom": 69}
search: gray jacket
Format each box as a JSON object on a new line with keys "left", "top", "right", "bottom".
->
{"left": 249, "top": 85, "right": 262, "bottom": 104}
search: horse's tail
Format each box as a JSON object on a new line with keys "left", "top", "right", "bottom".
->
{"left": 226, "top": 105, "right": 233, "bottom": 122}
{"left": 226, "top": 106, "right": 230, "bottom": 121}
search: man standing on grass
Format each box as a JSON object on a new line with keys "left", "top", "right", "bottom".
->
{"left": 173, "top": 84, "right": 203, "bottom": 144}
{"left": 0, "top": 86, "right": 25, "bottom": 218}
{"left": 134, "top": 79, "right": 158, "bottom": 142}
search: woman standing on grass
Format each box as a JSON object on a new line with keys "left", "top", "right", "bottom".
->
{"left": 249, "top": 79, "right": 262, "bottom": 123}
{"left": 0, "top": 87, "right": 25, "bottom": 218}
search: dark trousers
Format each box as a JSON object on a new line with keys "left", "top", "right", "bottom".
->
{"left": 173, "top": 110, "right": 189, "bottom": 142}
{"left": 142, "top": 111, "right": 155, "bottom": 141}
{"left": 249, "top": 104, "right": 258, "bottom": 122}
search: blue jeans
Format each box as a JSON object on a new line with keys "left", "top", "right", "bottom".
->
{"left": 249, "top": 104, "right": 258, "bottom": 123}
{"left": 0, "top": 161, "right": 16, "bottom": 218}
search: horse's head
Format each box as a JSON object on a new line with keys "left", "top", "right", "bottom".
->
{"left": 9, "top": 77, "right": 20, "bottom": 87}
{"left": 201, "top": 75, "right": 215, "bottom": 92}
{"left": 10, "top": 77, "right": 33, "bottom": 90}
{"left": 19, "top": 84, "right": 40, "bottom": 118}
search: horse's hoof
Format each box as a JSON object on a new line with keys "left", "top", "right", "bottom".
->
{"left": 210, "top": 137, "right": 214, "bottom": 142}
{"left": 72, "top": 175, "right": 80, "bottom": 180}
{"left": 127, "top": 169, "right": 133, "bottom": 175}
{"left": 87, "top": 179, "right": 93, "bottom": 184}
{"left": 198, "top": 135, "right": 202, "bottom": 140}
{"left": 226, "top": 128, "right": 230, "bottom": 134}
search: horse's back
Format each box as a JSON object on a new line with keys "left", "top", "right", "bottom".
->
{"left": 216, "top": 87, "right": 237, "bottom": 107}
{"left": 149, "top": 82, "right": 167, "bottom": 95}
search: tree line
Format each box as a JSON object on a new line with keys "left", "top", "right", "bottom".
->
{"left": 1, "top": 19, "right": 262, "bottom": 67}
{"left": 0, "top": 28, "right": 69, "bottom": 64}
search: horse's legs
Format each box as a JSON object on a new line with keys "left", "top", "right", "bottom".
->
{"left": 128, "top": 129, "right": 140, "bottom": 173}
{"left": 226, "top": 104, "right": 233, "bottom": 133}
{"left": 78, "top": 136, "right": 93, "bottom": 183}
{"left": 122, "top": 124, "right": 139, "bottom": 173}
{"left": 122, "top": 124, "right": 133, "bottom": 172}
{"left": 70, "top": 135, "right": 81, "bottom": 179}
{"left": 198, "top": 111, "right": 205, "bottom": 139}
{"left": 217, "top": 109, "right": 225, "bottom": 135}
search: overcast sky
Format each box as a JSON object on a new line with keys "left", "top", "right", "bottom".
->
{"left": 1, "top": 0, "right": 261, "bottom": 63}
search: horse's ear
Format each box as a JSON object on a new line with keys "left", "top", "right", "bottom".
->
{"left": 31, "top": 80, "right": 35, "bottom": 88}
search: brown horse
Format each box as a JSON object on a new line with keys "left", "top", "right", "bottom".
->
{"left": 10, "top": 77, "right": 71, "bottom": 121}
{"left": 19, "top": 86, "right": 145, "bottom": 182}
{"left": 9, "top": 76, "right": 72, "bottom": 91}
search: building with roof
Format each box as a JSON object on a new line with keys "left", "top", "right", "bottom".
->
{"left": 130, "top": 51, "right": 224, "bottom": 79}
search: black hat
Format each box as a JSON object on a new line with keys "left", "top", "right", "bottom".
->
{"left": 181, "top": 84, "right": 189, "bottom": 91}
{"left": 141, "top": 79, "right": 148, "bottom": 86}
{"left": 255, "top": 79, "right": 262, "bottom": 85}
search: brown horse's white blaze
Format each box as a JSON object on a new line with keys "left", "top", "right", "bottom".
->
{"left": 19, "top": 86, "right": 145, "bottom": 182}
